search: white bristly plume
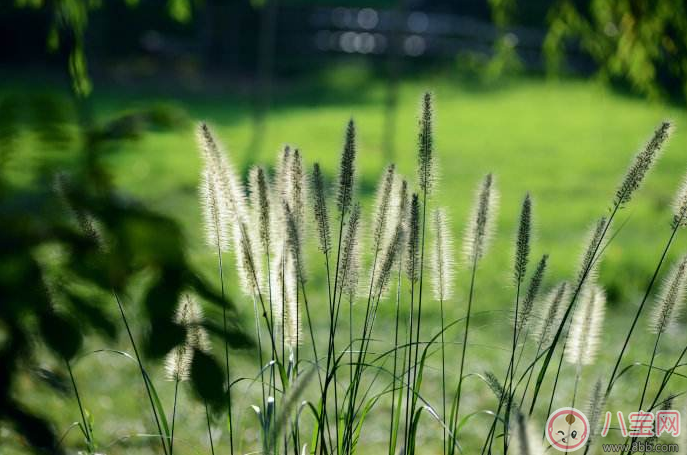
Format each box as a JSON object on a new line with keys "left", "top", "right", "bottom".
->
{"left": 340, "top": 203, "right": 363, "bottom": 300}
{"left": 462, "top": 173, "right": 499, "bottom": 265}
{"left": 672, "top": 171, "right": 687, "bottom": 228}
{"left": 371, "top": 164, "right": 396, "bottom": 255}
{"left": 430, "top": 207, "right": 455, "bottom": 301}
{"left": 197, "top": 123, "right": 260, "bottom": 296}
{"left": 199, "top": 164, "right": 229, "bottom": 252}
{"left": 373, "top": 179, "right": 408, "bottom": 299}
{"left": 533, "top": 282, "right": 569, "bottom": 347}
{"left": 650, "top": 255, "right": 687, "bottom": 334}
{"left": 165, "top": 294, "right": 210, "bottom": 381}
{"left": 509, "top": 411, "right": 544, "bottom": 455}
{"left": 565, "top": 284, "right": 606, "bottom": 366}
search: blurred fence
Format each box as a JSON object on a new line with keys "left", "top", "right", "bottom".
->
{"left": 280, "top": 6, "right": 548, "bottom": 69}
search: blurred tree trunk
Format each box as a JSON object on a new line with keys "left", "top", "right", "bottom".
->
{"left": 202, "top": 0, "right": 248, "bottom": 72}
{"left": 383, "top": 1, "right": 408, "bottom": 163}
{"left": 248, "top": 0, "right": 278, "bottom": 164}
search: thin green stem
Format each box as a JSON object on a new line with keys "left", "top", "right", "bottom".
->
{"left": 502, "top": 282, "right": 522, "bottom": 454}
{"left": 407, "top": 185, "right": 429, "bottom": 453}
{"left": 113, "top": 291, "right": 168, "bottom": 455}
{"left": 528, "top": 204, "right": 619, "bottom": 416}
{"left": 215, "top": 245, "right": 235, "bottom": 455}
{"left": 65, "top": 359, "right": 94, "bottom": 453}
{"left": 449, "top": 256, "right": 478, "bottom": 453}
{"left": 605, "top": 224, "right": 679, "bottom": 397}
{"left": 205, "top": 400, "right": 216, "bottom": 455}
{"left": 622, "top": 333, "right": 663, "bottom": 455}
{"left": 402, "top": 271, "right": 417, "bottom": 452}
{"left": 388, "top": 259, "right": 404, "bottom": 455}
{"left": 170, "top": 379, "right": 179, "bottom": 455}
{"left": 440, "top": 297, "right": 447, "bottom": 455}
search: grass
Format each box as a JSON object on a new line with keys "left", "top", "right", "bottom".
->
{"left": 3, "top": 70, "right": 687, "bottom": 454}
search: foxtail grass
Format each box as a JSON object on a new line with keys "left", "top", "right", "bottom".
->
{"left": 430, "top": 207, "right": 455, "bottom": 454}
{"left": 164, "top": 294, "right": 212, "bottom": 455}
{"left": 450, "top": 173, "right": 498, "bottom": 455}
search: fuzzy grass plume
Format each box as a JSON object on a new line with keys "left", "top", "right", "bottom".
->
{"left": 565, "top": 284, "right": 606, "bottom": 367}
{"left": 672, "top": 171, "right": 687, "bottom": 228}
{"left": 311, "top": 163, "right": 331, "bottom": 254}
{"left": 200, "top": 165, "right": 229, "bottom": 253}
{"left": 374, "top": 180, "right": 408, "bottom": 298}
{"left": 534, "top": 282, "right": 569, "bottom": 347}
{"left": 649, "top": 254, "right": 687, "bottom": 334}
{"left": 515, "top": 254, "right": 548, "bottom": 335}
{"left": 509, "top": 411, "right": 544, "bottom": 455}
{"left": 165, "top": 294, "right": 210, "bottom": 382}
{"left": 249, "top": 166, "right": 271, "bottom": 254}
{"left": 197, "top": 123, "right": 260, "bottom": 296}
{"left": 405, "top": 194, "right": 421, "bottom": 283}
{"left": 462, "top": 173, "right": 498, "bottom": 265}
{"left": 484, "top": 371, "right": 505, "bottom": 401}
{"left": 430, "top": 207, "right": 455, "bottom": 302}
{"left": 372, "top": 164, "right": 396, "bottom": 254}
{"left": 417, "top": 92, "right": 434, "bottom": 193}
{"left": 337, "top": 120, "right": 356, "bottom": 214}
{"left": 615, "top": 121, "right": 673, "bottom": 206}
{"left": 288, "top": 149, "right": 307, "bottom": 230}
{"left": 584, "top": 379, "right": 607, "bottom": 450}
{"left": 514, "top": 193, "right": 532, "bottom": 286}
{"left": 339, "top": 203, "right": 363, "bottom": 298}
{"left": 576, "top": 217, "right": 607, "bottom": 286}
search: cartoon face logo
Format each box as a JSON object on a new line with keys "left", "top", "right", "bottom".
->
{"left": 546, "top": 407, "right": 589, "bottom": 452}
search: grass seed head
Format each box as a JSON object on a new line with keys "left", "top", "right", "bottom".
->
{"left": 534, "top": 282, "right": 569, "bottom": 347}
{"left": 650, "top": 254, "right": 687, "bottom": 334}
{"left": 340, "top": 203, "right": 363, "bottom": 299}
{"left": 576, "top": 217, "right": 607, "bottom": 287}
{"left": 565, "top": 283, "right": 606, "bottom": 366}
{"left": 372, "top": 164, "right": 396, "bottom": 254}
{"left": 430, "top": 207, "right": 455, "bottom": 301}
{"left": 311, "top": 163, "right": 332, "bottom": 254}
{"left": 405, "top": 193, "right": 421, "bottom": 283}
{"left": 462, "top": 173, "right": 499, "bottom": 265}
{"left": 418, "top": 92, "right": 434, "bottom": 193}
{"left": 165, "top": 294, "right": 210, "bottom": 382}
{"left": 672, "top": 170, "right": 687, "bottom": 229}
{"left": 249, "top": 166, "right": 271, "bottom": 253}
{"left": 615, "top": 121, "right": 673, "bottom": 206}
{"left": 337, "top": 119, "right": 357, "bottom": 213}
{"left": 514, "top": 193, "right": 532, "bottom": 285}
{"left": 585, "top": 379, "right": 607, "bottom": 449}
{"left": 196, "top": 123, "right": 257, "bottom": 295}
{"left": 373, "top": 179, "right": 408, "bottom": 298}
{"left": 515, "top": 254, "right": 548, "bottom": 335}
{"left": 510, "top": 411, "right": 544, "bottom": 455}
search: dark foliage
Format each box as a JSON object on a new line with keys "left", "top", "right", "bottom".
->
{"left": 0, "top": 92, "right": 251, "bottom": 453}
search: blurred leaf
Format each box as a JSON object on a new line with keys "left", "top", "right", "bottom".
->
{"left": 39, "top": 310, "right": 83, "bottom": 361}
{"left": 0, "top": 95, "right": 21, "bottom": 169}
{"left": 4, "top": 401, "right": 64, "bottom": 455}
{"left": 146, "top": 318, "right": 185, "bottom": 359}
{"left": 65, "top": 291, "right": 117, "bottom": 340}
{"left": 31, "top": 367, "right": 70, "bottom": 396}
{"left": 190, "top": 349, "right": 225, "bottom": 408}
{"left": 30, "top": 93, "right": 74, "bottom": 151}
{"left": 143, "top": 370, "right": 171, "bottom": 446}
{"left": 68, "top": 45, "right": 92, "bottom": 97}
{"left": 167, "top": 0, "right": 191, "bottom": 23}
{"left": 203, "top": 320, "right": 254, "bottom": 350}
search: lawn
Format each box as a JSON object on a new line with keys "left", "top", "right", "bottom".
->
{"left": 3, "top": 71, "right": 687, "bottom": 454}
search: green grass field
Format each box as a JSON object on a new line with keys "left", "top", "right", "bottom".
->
{"left": 4, "top": 72, "right": 687, "bottom": 454}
